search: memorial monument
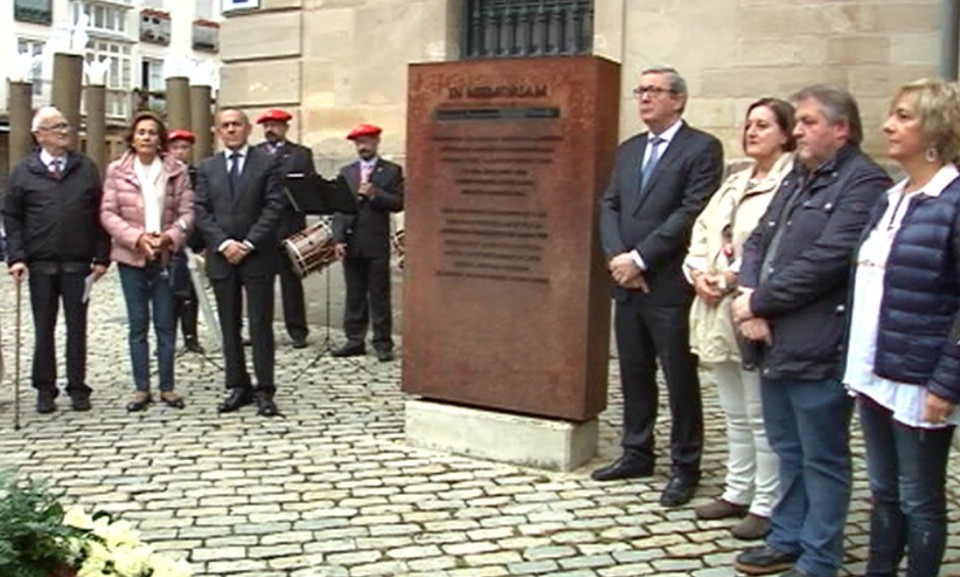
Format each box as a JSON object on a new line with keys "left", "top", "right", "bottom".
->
{"left": 403, "top": 56, "right": 620, "bottom": 470}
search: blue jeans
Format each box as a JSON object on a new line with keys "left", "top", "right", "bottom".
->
{"left": 859, "top": 396, "right": 953, "bottom": 577}
{"left": 118, "top": 263, "right": 177, "bottom": 393}
{"left": 761, "top": 377, "right": 854, "bottom": 577}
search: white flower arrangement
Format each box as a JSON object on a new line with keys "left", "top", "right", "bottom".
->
{"left": 62, "top": 506, "right": 193, "bottom": 577}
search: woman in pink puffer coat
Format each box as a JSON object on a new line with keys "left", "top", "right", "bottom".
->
{"left": 101, "top": 111, "right": 193, "bottom": 412}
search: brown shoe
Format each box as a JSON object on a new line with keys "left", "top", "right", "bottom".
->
{"left": 732, "top": 513, "right": 771, "bottom": 540}
{"left": 695, "top": 499, "right": 749, "bottom": 520}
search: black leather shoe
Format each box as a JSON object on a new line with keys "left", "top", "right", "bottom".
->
{"left": 184, "top": 338, "right": 205, "bottom": 354}
{"left": 332, "top": 344, "right": 365, "bottom": 358}
{"left": 218, "top": 389, "right": 253, "bottom": 413}
{"left": 255, "top": 397, "right": 280, "bottom": 417}
{"left": 734, "top": 545, "right": 800, "bottom": 575}
{"left": 36, "top": 391, "right": 57, "bottom": 414}
{"left": 69, "top": 392, "right": 92, "bottom": 412}
{"left": 126, "top": 392, "right": 152, "bottom": 413}
{"left": 660, "top": 473, "right": 700, "bottom": 507}
{"left": 376, "top": 349, "right": 395, "bottom": 362}
{"left": 590, "top": 455, "right": 654, "bottom": 481}
{"left": 291, "top": 338, "right": 308, "bottom": 350}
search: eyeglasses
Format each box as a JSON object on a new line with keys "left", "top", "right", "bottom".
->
{"left": 37, "top": 122, "right": 72, "bottom": 132}
{"left": 633, "top": 86, "right": 675, "bottom": 98}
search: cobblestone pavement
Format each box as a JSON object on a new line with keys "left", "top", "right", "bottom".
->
{"left": 1, "top": 270, "right": 959, "bottom": 577}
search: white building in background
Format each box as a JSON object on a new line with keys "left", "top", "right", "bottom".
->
{"left": 0, "top": 0, "right": 223, "bottom": 183}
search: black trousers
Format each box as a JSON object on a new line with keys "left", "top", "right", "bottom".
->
{"left": 278, "top": 258, "right": 308, "bottom": 341}
{"left": 614, "top": 296, "right": 703, "bottom": 476}
{"left": 28, "top": 271, "right": 90, "bottom": 396}
{"left": 212, "top": 270, "right": 276, "bottom": 397}
{"left": 342, "top": 256, "right": 393, "bottom": 351}
{"left": 175, "top": 296, "right": 199, "bottom": 343}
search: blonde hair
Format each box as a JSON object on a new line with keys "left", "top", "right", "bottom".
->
{"left": 894, "top": 79, "right": 960, "bottom": 164}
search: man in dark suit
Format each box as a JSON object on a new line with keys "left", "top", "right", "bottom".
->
{"left": 3, "top": 106, "right": 111, "bottom": 413}
{"left": 194, "top": 108, "right": 287, "bottom": 417}
{"left": 595, "top": 67, "right": 724, "bottom": 507}
{"left": 254, "top": 109, "right": 316, "bottom": 349}
{"left": 331, "top": 124, "right": 404, "bottom": 362}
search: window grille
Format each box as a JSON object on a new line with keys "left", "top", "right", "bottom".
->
{"left": 463, "top": 0, "right": 593, "bottom": 59}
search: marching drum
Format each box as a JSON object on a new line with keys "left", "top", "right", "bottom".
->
{"left": 283, "top": 221, "right": 338, "bottom": 278}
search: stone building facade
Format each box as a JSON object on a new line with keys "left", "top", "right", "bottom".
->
{"left": 219, "top": 0, "right": 951, "bottom": 171}
{"left": 218, "top": 0, "right": 952, "bottom": 333}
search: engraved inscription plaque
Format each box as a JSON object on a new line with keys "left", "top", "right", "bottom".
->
{"left": 402, "top": 56, "right": 620, "bottom": 422}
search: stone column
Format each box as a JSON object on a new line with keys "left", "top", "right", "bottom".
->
{"left": 84, "top": 84, "right": 106, "bottom": 171}
{"left": 7, "top": 80, "right": 34, "bottom": 171}
{"left": 51, "top": 53, "right": 84, "bottom": 149}
{"left": 189, "top": 84, "right": 214, "bottom": 162}
{"left": 165, "top": 76, "right": 191, "bottom": 131}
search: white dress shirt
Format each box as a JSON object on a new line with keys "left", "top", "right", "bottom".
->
{"left": 39, "top": 149, "right": 66, "bottom": 174}
{"left": 226, "top": 144, "right": 249, "bottom": 175}
{"left": 218, "top": 145, "right": 255, "bottom": 253}
{"left": 359, "top": 156, "right": 379, "bottom": 182}
{"left": 631, "top": 119, "right": 684, "bottom": 270}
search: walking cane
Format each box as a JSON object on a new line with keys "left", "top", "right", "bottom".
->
{"left": 13, "top": 280, "right": 21, "bottom": 431}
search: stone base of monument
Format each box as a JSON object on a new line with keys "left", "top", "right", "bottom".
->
{"left": 404, "top": 399, "right": 598, "bottom": 472}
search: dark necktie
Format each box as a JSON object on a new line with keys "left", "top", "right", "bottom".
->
{"left": 640, "top": 136, "right": 664, "bottom": 189}
{"left": 228, "top": 152, "right": 240, "bottom": 194}
{"left": 49, "top": 158, "right": 63, "bottom": 179}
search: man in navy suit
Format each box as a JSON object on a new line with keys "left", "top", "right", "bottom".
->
{"left": 194, "top": 108, "right": 286, "bottom": 417}
{"left": 594, "top": 67, "right": 724, "bottom": 507}
{"left": 331, "top": 124, "right": 404, "bottom": 362}
{"left": 254, "top": 108, "right": 317, "bottom": 349}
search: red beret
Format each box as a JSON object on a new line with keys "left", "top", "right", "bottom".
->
{"left": 168, "top": 129, "right": 195, "bottom": 143}
{"left": 347, "top": 123, "right": 383, "bottom": 140}
{"left": 256, "top": 109, "right": 293, "bottom": 124}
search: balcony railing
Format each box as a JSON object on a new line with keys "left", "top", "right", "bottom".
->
{"left": 140, "top": 9, "right": 171, "bottom": 45}
{"left": 192, "top": 20, "right": 220, "bottom": 53}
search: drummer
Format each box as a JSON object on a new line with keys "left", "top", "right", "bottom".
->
{"left": 254, "top": 109, "right": 317, "bottom": 350}
{"left": 330, "top": 124, "right": 405, "bottom": 362}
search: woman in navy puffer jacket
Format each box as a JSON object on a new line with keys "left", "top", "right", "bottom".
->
{"left": 843, "top": 79, "right": 960, "bottom": 577}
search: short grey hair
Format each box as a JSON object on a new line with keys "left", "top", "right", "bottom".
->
{"left": 790, "top": 85, "right": 863, "bottom": 146}
{"left": 642, "top": 66, "right": 688, "bottom": 112}
{"left": 642, "top": 66, "right": 687, "bottom": 97}
{"left": 31, "top": 106, "right": 63, "bottom": 132}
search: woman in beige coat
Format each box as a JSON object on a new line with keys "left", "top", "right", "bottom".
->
{"left": 685, "top": 98, "right": 796, "bottom": 540}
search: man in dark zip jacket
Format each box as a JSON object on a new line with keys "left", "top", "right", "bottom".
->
{"left": 730, "top": 86, "right": 891, "bottom": 577}
{"left": 3, "top": 106, "right": 111, "bottom": 414}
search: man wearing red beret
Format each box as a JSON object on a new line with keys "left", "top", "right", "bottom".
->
{"left": 166, "top": 130, "right": 206, "bottom": 354}
{"left": 254, "top": 108, "right": 317, "bottom": 349}
{"left": 331, "top": 124, "right": 404, "bottom": 362}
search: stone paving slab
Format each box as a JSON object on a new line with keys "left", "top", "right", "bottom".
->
{"left": 1, "top": 271, "right": 959, "bottom": 576}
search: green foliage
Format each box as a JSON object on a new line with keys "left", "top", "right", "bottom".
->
{"left": 0, "top": 470, "right": 79, "bottom": 577}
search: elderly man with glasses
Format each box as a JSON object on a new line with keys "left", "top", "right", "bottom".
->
{"left": 595, "top": 66, "right": 724, "bottom": 507}
{"left": 2, "top": 106, "right": 111, "bottom": 414}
